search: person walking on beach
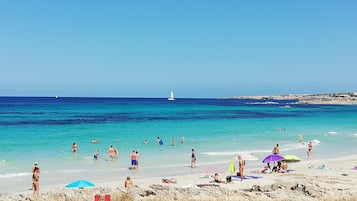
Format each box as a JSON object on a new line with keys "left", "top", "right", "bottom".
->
{"left": 307, "top": 141, "right": 313, "bottom": 158}
{"left": 191, "top": 149, "right": 197, "bottom": 168}
{"left": 272, "top": 144, "right": 280, "bottom": 154}
{"left": 238, "top": 155, "right": 245, "bottom": 181}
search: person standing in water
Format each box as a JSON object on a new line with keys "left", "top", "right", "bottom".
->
{"left": 307, "top": 141, "right": 313, "bottom": 158}
{"left": 299, "top": 134, "right": 304, "bottom": 144}
{"left": 94, "top": 150, "right": 100, "bottom": 160}
{"left": 171, "top": 137, "right": 175, "bottom": 146}
{"left": 272, "top": 144, "right": 280, "bottom": 154}
{"left": 191, "top": 149, "right": 197, "bottom": 168}
{"left": 72, "top": 142, "right": 77, "bottom": 153}
{"left": 130, "top": 150, "right": 138, "bottom": 169}
{"left": 180, "top": 136, "right": 185, "bottom": 143}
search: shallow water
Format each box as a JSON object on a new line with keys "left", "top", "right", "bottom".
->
{"left": 0, "top": 97, "right": 356, "bottom": 192}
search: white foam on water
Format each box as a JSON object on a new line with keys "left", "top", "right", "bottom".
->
{"left": 0, "top": 172, "right": 30, "bottom": 179}
{"left": 311, "top": 139, "right": 321, "bottom": 145}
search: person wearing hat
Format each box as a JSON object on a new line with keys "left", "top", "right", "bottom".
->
{"left": 31, "top": 162, "right": 40, "bottom": 190}
{"left": 32, "top": 162, "right": 40, "bottom": 174}
{"left": 32, "top": 165, "right": 40, "bottom": 195}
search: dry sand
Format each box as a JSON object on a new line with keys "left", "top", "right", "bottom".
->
{"left": 1, "top": 155, "right": 356, "bottom": 201}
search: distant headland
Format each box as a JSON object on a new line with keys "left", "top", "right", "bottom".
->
{"left": 230, "top": 92, "right": 357, "bottom": 105}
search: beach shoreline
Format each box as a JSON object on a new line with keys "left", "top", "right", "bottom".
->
{"left": 1, "top": 154, "right": 356, "bottom": 201}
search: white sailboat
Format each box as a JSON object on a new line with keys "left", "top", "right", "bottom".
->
{"left": 168, "top": 91, "right": 175, "bottom": 101}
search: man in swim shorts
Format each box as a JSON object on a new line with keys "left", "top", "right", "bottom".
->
{"left": 130, "top": 150, "right": 138, "bottom": 169}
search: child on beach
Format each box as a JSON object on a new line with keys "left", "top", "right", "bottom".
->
{"left": 124, "top": 176, "right": 133, "bottom": 188}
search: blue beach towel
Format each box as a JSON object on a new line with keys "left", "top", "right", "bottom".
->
{"left": 317, "top": 165, "right": 330, "bottom": 170}
{"left": 232, "top": 176, "right": 250, "bottom": 180}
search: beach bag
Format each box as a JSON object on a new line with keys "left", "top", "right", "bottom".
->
{"left": 237, "top": 172, "right": 241, "bottom": 176}
{"left": 226, "top": 176, "right": 232, "bottom": 182}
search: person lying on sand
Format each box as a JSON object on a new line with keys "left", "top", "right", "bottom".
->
{"left": 162, "top": 178, "right": 177, "bottom": 184}
{"left": 213, "top": 173, "right": 229, "bottom": 184}
{"left": 261, "top": 163, "right": 271, "bottom": 173}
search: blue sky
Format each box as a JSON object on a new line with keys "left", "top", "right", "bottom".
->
{"left": 1, "top": 1, "right": 356, "bottom": 98}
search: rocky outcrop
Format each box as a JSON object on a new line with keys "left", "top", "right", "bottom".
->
{"left": 238, "top": 92, "right": 357, "bottom": 105}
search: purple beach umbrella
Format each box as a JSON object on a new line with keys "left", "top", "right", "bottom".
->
{"left": 262, "top": 154, "right": 284, "bottom": 163}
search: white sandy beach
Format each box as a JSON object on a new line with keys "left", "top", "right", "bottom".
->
{"left": 1, "top": 154, "right": 356, "bottom": 201}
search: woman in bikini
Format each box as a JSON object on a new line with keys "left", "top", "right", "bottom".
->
{"left": 238, "top": 155, "right": 245, "bottom": 181}
{"left": 191, "top": 149, "right": 197, "bottom": 168}
{"left": 32, "top": 167, "right": 40, "bottom": 195}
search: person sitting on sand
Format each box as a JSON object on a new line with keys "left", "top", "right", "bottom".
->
{"left": 272, "top": 161, "right": 281, "bottom": 172}
{"left": 279, "top": 160, "right": 288, "bottom": 173}
{"left": 162, "top": 178, "right": 177, "bottom": 184}
{"left": 125, "top": 176, "right": 133, "bottom": 188}
{"left": 213, "top": 173, "right": 228, "bottom": 184}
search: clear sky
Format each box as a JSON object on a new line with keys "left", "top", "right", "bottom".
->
{"left": 1, "top": 1, "right": 356, "bottom": 98}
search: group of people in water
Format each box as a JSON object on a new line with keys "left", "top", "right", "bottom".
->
{"left": 150, "top": 136, "right": 185, "bottom": 146}
{"left": 70, "top": 135, "right": 190, "bottom": 168}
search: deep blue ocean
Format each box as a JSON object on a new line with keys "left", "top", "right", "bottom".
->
{"left": 1, "top": 97, "right": 356, "bottom": 192}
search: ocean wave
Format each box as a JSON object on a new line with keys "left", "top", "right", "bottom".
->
{"left": 328, "top": 131, "right": 337, "bottom": 135}
{"left": 311, "top": 139, "right": 321, "bottom": 144}
{"left": 201, "top": 151, "right": 265, "bottom": 160}
{"left": 0, "top": 172, "right": 30, "bottom": 179}
{"left": 60, "top": 169, "right": 86, "bottom": 173}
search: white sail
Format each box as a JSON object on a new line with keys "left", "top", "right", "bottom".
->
{"left": 168, "top": 91, "right": 175, "bottom": 101}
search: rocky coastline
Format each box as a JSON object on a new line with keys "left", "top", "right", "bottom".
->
{"left": 237, "top": 92, "right": 357, "bottom": 105}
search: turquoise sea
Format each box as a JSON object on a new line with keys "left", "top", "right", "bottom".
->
{"left": 1, "top": 97, "right": 357, "bottom": 192}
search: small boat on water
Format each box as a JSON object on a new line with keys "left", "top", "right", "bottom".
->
{"left": 168, "top": 91, "right": 175, "bottom": 101}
